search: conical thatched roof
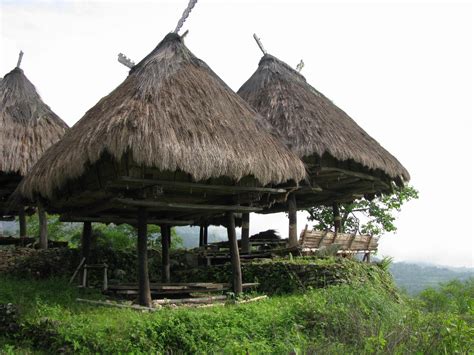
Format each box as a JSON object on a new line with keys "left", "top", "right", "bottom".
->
{"left": 19, "top": 33, "right": 306, "bottom": 200}
{"left": 0, "top": 67, "right": 69, "bottom": 176}
{"left": 238, "top": 54, "right": 409, "bottom": 183}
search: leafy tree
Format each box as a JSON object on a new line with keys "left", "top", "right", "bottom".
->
{"left": 307, "top": 184, "right": 419, "bottom": 236}
{"left": 25, "top": 214, "right": 82, "bottom": 246}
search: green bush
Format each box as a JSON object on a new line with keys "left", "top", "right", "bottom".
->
{"left": 176, "top": 256, "right": 398, "bottom": 296}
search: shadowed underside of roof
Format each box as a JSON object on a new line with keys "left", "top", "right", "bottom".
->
{"left": 237, "top": 54, "right": 409, "bottom": 182}
{"left": 18, "top": 33, "right": 306, "bottom": 201}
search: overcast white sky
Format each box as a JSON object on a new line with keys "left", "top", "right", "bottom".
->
{"left": 1, "top": 0, "right": 472, "bottom": 267}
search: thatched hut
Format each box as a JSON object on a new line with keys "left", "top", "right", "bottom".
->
{"left": 17, "top": 33, "right": 306, "bottom": 305}
{"left": 0, "top": 59, "right": 68, "bottom": 245}
{"left": 238, "top": 50, "right": 409, "bottom": 245}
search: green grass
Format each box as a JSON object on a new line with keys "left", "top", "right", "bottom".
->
{"left": 1, "top": 276, "right": 473, "bottom": 354}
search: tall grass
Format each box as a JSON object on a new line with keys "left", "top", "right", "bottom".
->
{"left": 1, "top": 275, "right": 472, "bottom": 354}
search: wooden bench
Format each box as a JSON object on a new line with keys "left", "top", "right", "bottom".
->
{"left": 299, "top": 226, "right": 378, "bottom": 261}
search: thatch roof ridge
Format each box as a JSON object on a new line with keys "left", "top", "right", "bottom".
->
{"left": 237, "top": 53, "right": 410, "bottom": 182}
{"left": 0, "top": 67, "right": 68, "bottom": 176}
{"left": 19, "top": 33, "right": 306, "bottom": 200}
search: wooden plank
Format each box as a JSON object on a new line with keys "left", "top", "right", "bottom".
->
{"left": 113, "top": 198, "right": 262, "bottom": 213}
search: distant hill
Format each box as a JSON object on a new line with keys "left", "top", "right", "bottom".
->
{"left": 389, "top": 262, "right": 473, "bottom": 294}
{"left": 175, "top": 226, "right": 233, "bottom": 249}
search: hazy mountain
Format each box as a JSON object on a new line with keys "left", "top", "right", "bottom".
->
{"left": 389, "top": 262, "right": 473, "bottom": 294}
{"left": 175, "top": 226, "right": 237, "bottom": 249}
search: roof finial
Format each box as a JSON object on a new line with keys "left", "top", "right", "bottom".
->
{"left": 181, "top": 29, "right": 189, "bottom": 39}
{"left": 296, "top": 60, "right": 304, "bottom": 72}
{"left": 16, "top": 50, "right": 24, "bottom": 68}
{"left": 118, "top": 53, "right": 136, "bottom": 69}
{"left": 174, "top": 0, "right": 198, "bottom": 34}
{"left": 253, "top": 34, "right": 267, "bottom": 55}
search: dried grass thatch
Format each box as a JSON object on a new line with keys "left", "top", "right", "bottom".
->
{"left": 0, "top": 68, "right": 68, "bottom": 176}
{"left": 19, "top": 33, "right": 306, "bottom": 200}
{"left": 238, "top": 54, "right": 409, "bottom": 182}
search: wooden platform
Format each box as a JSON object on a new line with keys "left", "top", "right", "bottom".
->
{"left": 106, "top": 282, "right": 259, "bottom": 297}
{"left": 199, "top": 238, "right": 288, "bottom": 265}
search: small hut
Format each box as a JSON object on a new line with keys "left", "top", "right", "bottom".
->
{"left": 238, "top": 46, "right": 409, "bottom": 245}
{"left": 17, "top": 33, "right": 306, "bottom": 306}
{"left": 0, "top": 54, "right": 68, "bottom": 246}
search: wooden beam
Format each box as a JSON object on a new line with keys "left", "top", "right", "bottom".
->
{"left": 297, "top": 186, "right": 323, "bottom": 193}
{"left": 241, "top": 213, "right": 250, "bottom": 254}
{"left": 161, "top": 225, "right": 171, "bottom": 283}
{"left": 113, "top": 198, "right": 263, "bottom": 213}
{"left": 226, "top": 212, "right": 242, "bottom": 295}
{"left": 68, "top": 199, "right": 113, "bottom": 217}
{"left": 288, "top": 194, "right": 298, "bottom": 247}
{"left": 318, "top": 166, "right": 389, "bottom": 186}
{"left": 59, "top": 215, "right": 193, "bottom": 226}
{"left": 108, "top": 176, "right": 287, "bottom": 194}
{"left": 137, "top": 208, "right": 152, "bottom": 307}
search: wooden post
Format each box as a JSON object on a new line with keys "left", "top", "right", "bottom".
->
{"left": 241, "top": 213, "right": 250, "bottom": 254}
{"left": 203, "top": 225, "right": 208, "bottom": 245}
{"left": 18, "top": 206, "right": 26, "bottom": 237}
{"left": 226, "top": 212, "right": 242, "bottom": 295}
{"left": 137, "top": 208, "right": 151, "bottom": 307}
{"left": 288, "top": 193, "right": 298, "bottom": 247}
{"left": 161, "top": 224, "right": 171, "bottom": 283}
{"left": 199, "top": 225, "right": 204, "bottom": 247}
{"left": 332, "top": 203, "right": 341, "bottom": 233}
{"left": 80, "top": 222, "right": 92, "bottom": 283}
{"left": 38, "top": 206, "right": 48, "bottom": 249}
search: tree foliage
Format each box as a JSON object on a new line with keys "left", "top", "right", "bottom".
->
{"left": 307, "top": 185, "right": 419, "bottom": 236}
{"left": 23, "top": 214, "right": 183, "bottom": 250}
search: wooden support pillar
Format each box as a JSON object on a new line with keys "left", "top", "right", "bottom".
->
{"left": 38, "top": 206, "right": 48, "bottom": 249}
{"left": 288, "top": 193, "right": 298, "bottom": 247}
{"left": 199, "top": 225, "right": 204, "bottom": 247}
{"left": 80, "top": 222, "right": 92, "bottom": 264}
{"left": 80, "top": 222, "right": 92, "bottom": 286}
{"left": 161, "top": 224, "right": 171, "bottom": 283}
{"left": 18, "top": 206, "right": 26, "bottom": 237}
{"left": 332, "top": 203, "right": 341, "bottom": 233}
{"left": 203, "top": 225, "right": 208, "bottom": 245}
{"left": 241, "top": 213, "right": 250, "bottom": 254}
{"left": 137, "top": 208, "right": 151, "bottom": 307}
{"left": 226, "top": 212, "right": 242, "bottom": 295}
